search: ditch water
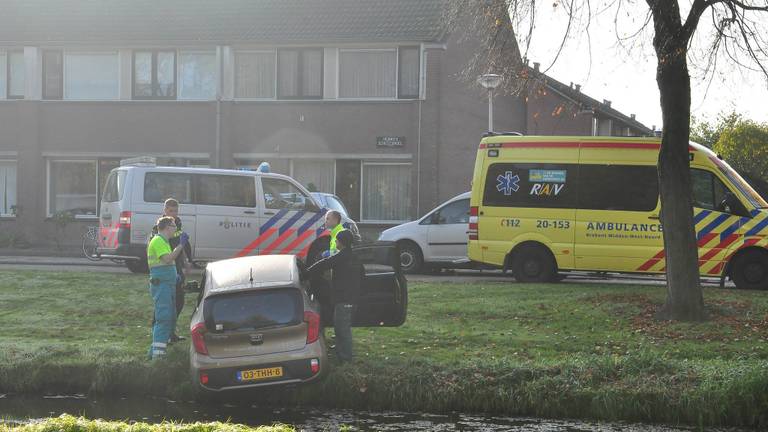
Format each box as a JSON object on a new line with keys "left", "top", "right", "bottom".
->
{"left": 0, "top": 394, "right": 751, "bottom": 431}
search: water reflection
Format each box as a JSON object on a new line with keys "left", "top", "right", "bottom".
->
{"left": 0, "top": 395, "right": 746, "bottom": 431}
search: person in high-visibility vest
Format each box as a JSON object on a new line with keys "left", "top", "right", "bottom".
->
{"left": 150, "top": 198, "right": 192, "bottom": 343}
{"left": 146, "top": 216, "right": 188, "bottom": 360}
{"left": 324, "top": 210, "right": 346, "bottom": 257}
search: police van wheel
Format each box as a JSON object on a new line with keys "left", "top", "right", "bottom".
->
{"left": 126, "top": 258, "right": 149, "bottom": 274}
{"left": 731, "top": 250, "right": 768, "bottom": 290}
{"left": 399, "top": 241, "right": 423, "bottom": 274}
{"left": 511, "top": 245, "right": 556, "bottom": 283}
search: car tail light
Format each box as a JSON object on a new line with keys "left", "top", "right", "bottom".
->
{"left": 310, "top": 358, "right": 320, "bottom": 374}
{"left": 191, "top": 322, "right": 208, "bottom": 355}
{"left": 469, "top": 206, "right": 479, "bottom": 241}
{"left": 304, "top": 311, "right": 320, "bottom": 344}
{"left": 199, "top": 372, "right": 209, "bottom": 385}
{"left": 118, "top": 211, "right": 132, "bottom": 229}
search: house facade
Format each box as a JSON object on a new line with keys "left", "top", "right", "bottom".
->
{"left": 0, "top": 0, "right": 649, "bottom": 249}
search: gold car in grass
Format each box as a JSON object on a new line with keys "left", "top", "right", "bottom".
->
{"left": 189, "top": 244, "right": 407, "bottom": 391}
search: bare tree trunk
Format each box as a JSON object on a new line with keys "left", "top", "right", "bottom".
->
{"left": 649, "top": 2, "right": 707, "bottom": 321}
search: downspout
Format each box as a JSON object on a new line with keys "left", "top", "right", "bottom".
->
{"left": 215, "top": 46, "right": 223, "bottom": 168}
{"left": 417, "top": 99, "right": 422, "bottom": 216}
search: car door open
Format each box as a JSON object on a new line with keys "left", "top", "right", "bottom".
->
{"left": 352, "top": 242, "right": 408, "bottom": 327}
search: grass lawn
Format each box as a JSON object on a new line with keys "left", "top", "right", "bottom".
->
{"left": 0, "top": 415, "right": 295, "bottom": 432}
{"left": 1, "top": 270, "right": 767, "bottom": 427}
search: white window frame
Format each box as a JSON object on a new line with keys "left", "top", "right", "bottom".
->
{"left": 63, "top": 50, "right": 121, "bottom": 101}
{"left": 359, "top": 161, "right": 412, "bottom": 224}
{"left": 46, "top": 159, "right": 99, "bottom": 219}
{"left": 0, "top": 159, "right": 17, "bottom": 217}
{"left": 233, "top": 49, "right": 278, "bottom": 100}
{"left": 177, "top": 49, "right": 218, "bottom": 101}
{"left": 337, "top": 48, "right": 398, "bottom": 101}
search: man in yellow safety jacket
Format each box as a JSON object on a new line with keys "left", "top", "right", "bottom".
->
{"left": 324, "top": 210, "right": 346, "bottom": 257}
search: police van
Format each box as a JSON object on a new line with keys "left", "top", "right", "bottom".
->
{"left": 96, "top": 160, "right": 360, "bottom": 273}
{"left": 468, "top": 135, "right": 768, "bottom": 290}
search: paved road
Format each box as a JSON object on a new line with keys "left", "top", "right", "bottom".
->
{"left": 0, "top": 255, "right": 734, "bottom": 288}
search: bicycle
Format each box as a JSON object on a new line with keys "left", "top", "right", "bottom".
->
{"left": 82, "top": 226, "right": 101, "bottom": 261}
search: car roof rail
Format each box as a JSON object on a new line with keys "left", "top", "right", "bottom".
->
{"left": 482, "top": 131, "right": 524, "bottom": 138}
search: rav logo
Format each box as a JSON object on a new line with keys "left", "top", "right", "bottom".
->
{"left": 530, "top": 183, "right": 565, "bottom": 196}
{"left": 220, "top": 219, "right": 252, "bottom": 230}
{"left": 250, "top": 334, "right": 264, "bottom": 345}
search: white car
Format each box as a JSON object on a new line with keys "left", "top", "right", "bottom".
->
{"left": 378, "top": 192, "right": 471, "bottom": 273}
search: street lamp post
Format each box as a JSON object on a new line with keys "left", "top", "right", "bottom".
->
{"left": 477, "top": 73, "right": 502, "bottom": 132}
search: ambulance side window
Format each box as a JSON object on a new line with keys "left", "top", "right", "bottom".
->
{"left": 261, "top": 178, "right": 310, "bottom": 211}
{"left": 577, "top": 165, "right": 658, "bottom": 212}
{"left": 691, "top": 169, "right": 730, "bottom": 211}
{"left": 482, "top": 163, "right": 577, "bottom": 208}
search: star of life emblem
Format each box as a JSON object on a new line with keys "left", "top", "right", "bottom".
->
{"left": 496, "top": 171, "right": 520, "bottom": 195}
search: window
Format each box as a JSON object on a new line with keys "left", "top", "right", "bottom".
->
{"left": 235, "top": 51, "right": 276, "bottom": 98}
{"left": 133, "top": 50, "right": 176, "bottom": 99}
{"left": 339, "top": 50, "right": 396, "bottom": 98}
{"left": 196, "top": 174, "right": 256, "bottom": 207}
{"left": 0, "top": 53, "right": 5, "bottom": 99}
{"left": 691, "top": 169, "right": 731, "bottom": 211}
{"left": 102, "top": 170, "right": 126, "bottom": 203}
{"left": 578, "top": 165, "right": 659, "bottom": 211}
{"left": 261, "top": 177, "right": 311, "bottom": 211}
{"left": 204, "top": 289, "right": 302, "bottom": 331}
{"left": 324, "top": 195, "right": 349, "bottom": 217}
{"left": 48, "top": 160, "right": 98, "bottom": 217}
{"left": 42, "top": 50, "right": 63, "bottom": 100}
{"left": 6, "top": 51, "right": 24, "bottom": 99}
{"left": 292, "top": 159, "right": 334, "bottom": 193}
{"left": 335, "top": 160, "right": 361, "bottom": 221}
{"left": 143, "top": 172, "right": 193, "bottom": 203}
{"left": 65, "top": 52, "right": 119, "bottom": 99}
{"left": 178, "top": 51, "right": 216, "bottom": 100}
{"left": 425, "top": 199, "right": 469, "bottom": 225}
{"left": 277, "top": 48, "right": 322, "bottom": 99}
{"left": 483, "top": 163, "right": 577, "bottom": 208}
{"left": 362, "top": 163, "right": 411, "bottom": 221}
{"left": 0, "top": 161, "right": 17, "bottom": 216}
{"left": 398, "top": 46, "right": 420, "bottom": 99}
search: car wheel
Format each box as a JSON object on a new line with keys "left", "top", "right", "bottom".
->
{"left": 731, "top": 250, "right": 768, "bottom": 290}
{"left": 511, "top": 244, "right": 557, "bottom": 283}
{"left": 126, "top": 257, "right": 149, "bottom": 274}
{"left": 398, "top": 241, "right": 423, "bottom": 274}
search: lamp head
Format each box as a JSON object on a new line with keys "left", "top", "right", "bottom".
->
{"left": 477, "top": 73, "right": 502, "bottom": 90}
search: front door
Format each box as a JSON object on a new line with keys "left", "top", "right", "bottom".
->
{"left": 425, "top": 198, "right": 470, "bottom": 262}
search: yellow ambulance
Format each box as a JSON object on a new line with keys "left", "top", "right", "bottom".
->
{"left": 468, "top": 135, "right": 768, "bottom": 290}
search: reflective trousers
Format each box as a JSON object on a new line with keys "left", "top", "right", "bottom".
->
{"left": 148, "top": 265, "right": 177, "bottom": 360}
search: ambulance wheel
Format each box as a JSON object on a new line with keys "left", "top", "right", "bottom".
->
{"left": 398, "top": 241, "right": 423, "bottom": 274}
{"left": 730, "top": 250, "right": 768, "bottom": 290}
{"left": 511, "top": 244, "right": 557, "bottom": 283}
{"left": 126, "top": 257, "right": 149, "bottom": 274}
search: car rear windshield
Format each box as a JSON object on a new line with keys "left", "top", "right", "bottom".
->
{"left": 102, "top": 170, "right": 126, "bottom": 203}
{"left": 204, "top": 288, "right": 302, "bottom": 331}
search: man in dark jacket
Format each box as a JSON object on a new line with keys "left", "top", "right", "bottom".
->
{"left": 306, "top": 230, "right": 361, "bottom": 363}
